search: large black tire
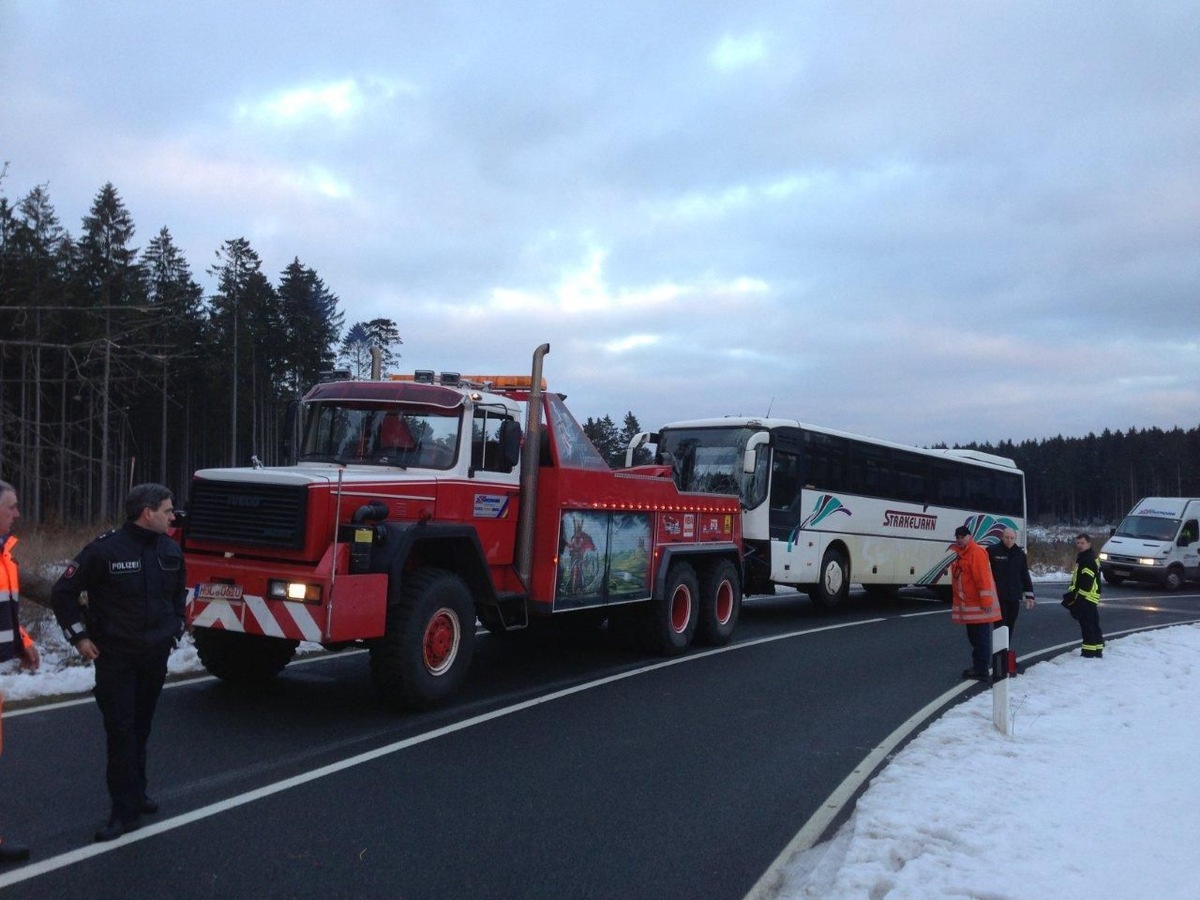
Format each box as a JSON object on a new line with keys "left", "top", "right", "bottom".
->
{"left": 1163, "top": 566, "right": 1185, "bottom": 592}
{"left": 642, "top": 561, "right": 699, "bottom": 655}
{"left": 370, "top": 569, "right": 475, "bottom": 710}
{"left": 695, "top": 558, "right": 741, "bottom": 646}
{"left": 1102, "top": 571, "right": 1126, "bottom": 587}
{"left": 809, "top": 547, "right": 849, "bottom": 610}
{"left": 193, "top": 629, "right": 298, "bottom": 684}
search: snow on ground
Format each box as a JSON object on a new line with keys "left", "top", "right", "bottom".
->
{"left": 770, "top": 621, "right": 1200, "bottom": 899}
{"left": 7, "top": 572, "right": 1197, "bottom": 900}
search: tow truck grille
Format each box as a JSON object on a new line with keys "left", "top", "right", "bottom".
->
{"left": 187, "top": 481, "right": 309, "bottom": 550}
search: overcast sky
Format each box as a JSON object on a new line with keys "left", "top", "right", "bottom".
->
{"left": 3, "top": 1, "right": 1197, "bottom": 447}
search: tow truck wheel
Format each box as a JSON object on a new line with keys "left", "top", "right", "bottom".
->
{"left": 370, "top": 568, "right": 475, "bottom": 710}
{"left": 193, "top": 629, "right": 298, "bottom": 684}
{"left": 644, "top": 561, "right": 699, "bottom": 655}
{"left": 809, "top": 547, "right": 849, "bottom": 610}
{"left": 695, "top": 558, "right": 741, "bottom": 646}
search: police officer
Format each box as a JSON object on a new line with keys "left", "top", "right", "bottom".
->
{"left": 51, "top": 483, "right": 186, "bottom": 842}
{"left": 987, "top": 527, "right": 1036, "bottom": 673}
{"left": 1, "top": 480, "right": 38, "bottom": 864}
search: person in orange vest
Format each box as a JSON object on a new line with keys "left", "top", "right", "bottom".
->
{"left": 950, "top": 524, "right": 1001, "bottom": 681}
{"left": 1, "top": 480, "right": 39, "bottom": 865}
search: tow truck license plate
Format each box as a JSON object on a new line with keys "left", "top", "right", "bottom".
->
{"left": 197, "top": 583, "right": 244, "bottom": 601}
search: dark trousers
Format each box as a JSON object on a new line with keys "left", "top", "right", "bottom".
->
{"left": 998, "top": 599, "right": 1020, "bottom": 638}
{"left": 965, "top": 623, "right": 994, "bottom": 675}
{"left": 93, "top": 647, "right": 170, "bottom": 823}
{"left": 1075, "top": 600, "right": 1104, "bottom": 651}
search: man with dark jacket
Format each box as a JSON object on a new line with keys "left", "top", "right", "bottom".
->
{"left": 987, "top": 528, "right": 1036, "bottom": 640}
{"left": 52, "top": 483, "right": 186, "bottom": 842}
{"left": 1063, "top": 533, "right": 1104, "bottom": 658}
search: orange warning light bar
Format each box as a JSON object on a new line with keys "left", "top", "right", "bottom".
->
{"left": 388, "top": 372, "right": 545, "bottom": 390}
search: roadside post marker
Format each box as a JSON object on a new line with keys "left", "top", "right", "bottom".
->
{"left": 991, "top": 625, "right": 1011, "bottom": 735}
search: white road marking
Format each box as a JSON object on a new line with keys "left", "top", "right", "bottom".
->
{"left": 0, "top": 618, "right": 878, "bottom": 889}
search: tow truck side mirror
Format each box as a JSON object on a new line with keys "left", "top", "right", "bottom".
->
{"left": 499, "top": 420, "right": 523, "bottom": 468}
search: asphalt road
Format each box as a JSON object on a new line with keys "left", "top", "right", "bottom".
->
{"left": 3, "top": 580, "right": 1198, "bottom": 899}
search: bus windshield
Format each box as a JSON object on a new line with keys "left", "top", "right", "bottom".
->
{"left": 1114, "top": 515, "right": 1180, "bottom": 542}
{"left": 657, "top": 426, "right": 768, "bottom": 507}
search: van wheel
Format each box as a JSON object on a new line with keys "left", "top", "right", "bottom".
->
{"left": 696, "top": 558, "right": 741, "bottom": 646}
{"left": 809, "top": 547, "right": 849, "bottom": 609}
{"left": 370, "top": 569, "right": 475, "bottom": 709}
{"left": 1163, "top": 567, "right": 1185, "bottom": 592}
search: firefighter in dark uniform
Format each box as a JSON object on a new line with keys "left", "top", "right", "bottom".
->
{"left": 1063, "top": 532, "right": 1104, "bottom": 658}
{"left": 51, "top": 483, "right": 186, "bottom": 842}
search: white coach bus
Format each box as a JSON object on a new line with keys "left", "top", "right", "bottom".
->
{"left": 627, "top": 418, "right": 1026, "bottom": 607}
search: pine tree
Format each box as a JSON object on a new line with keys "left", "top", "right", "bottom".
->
{"left": 75, "top": 183, "right": 145, "bottom": 520}
{"left": 208, "top": 238, "right": 278, "bottom": 466}
{"left": 277, "top": 258, "right": 343, "bottom": 394}
{"left": 142, "top": 227, "right": 205, "bottom": 483}
{"left": 338, "top": 317, "right": 402, "bottom": 377}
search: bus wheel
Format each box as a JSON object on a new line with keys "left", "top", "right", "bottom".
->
{"left": 810, "top": 548, "right": 849, "bottom": 609}
{"left": 193, "top": 629, "right": 297, "bottom": 684}
{"left": 644, "top": 561, "right": 699, "bottom": 655}
{"left": 1102, "top": 571, "right": 1126, "bottom": 587}
{"left": 1163, "top": 566, "right": 1185, "bottom": 592}
{"left": 696, "top": 558, "right": 741, "bottom": 646}
{"left": 370, "top": 568, "right": 476, "bottom": 709}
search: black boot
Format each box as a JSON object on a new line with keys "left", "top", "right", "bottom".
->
{"left": 0, "top": 838, "right": 30, "bottom": 864}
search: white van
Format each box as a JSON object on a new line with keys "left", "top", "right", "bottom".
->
{"left": 1099, "top": 497, "right": 1200, "bottom": 590}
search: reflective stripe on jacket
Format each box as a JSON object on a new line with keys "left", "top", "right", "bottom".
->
{"left": 951, "top": 538, "right": 1002, "bottom": 624}
{"left": 1, "top": 534, "right": 33, "bottom": 662}
{"left": 1069, "top": 549, "right": 1102, "bottom": 604}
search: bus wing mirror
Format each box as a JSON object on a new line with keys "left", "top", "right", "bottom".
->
{"left": 625, "top": 431, "right": 658, "bottom": 468}
{"left": 743, "top": 431, "right": 770, "bottom": 474}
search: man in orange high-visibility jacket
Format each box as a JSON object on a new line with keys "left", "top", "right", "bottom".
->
{"left": 950, "top": 525, "right": 1001, "bottom": 681}
{"left": 0, "top": 480, "right": 37, "bottom": 865}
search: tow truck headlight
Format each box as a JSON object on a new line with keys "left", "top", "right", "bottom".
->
{"left": 267, "top": 579, "right": 323, "bottom": 603}
{"left": 1137, "top": 557, "right": 1159, "bottom": 567}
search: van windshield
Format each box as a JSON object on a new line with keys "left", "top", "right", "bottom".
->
{"left": 1114, "top": 515, "right": 1180, "bottom": 541}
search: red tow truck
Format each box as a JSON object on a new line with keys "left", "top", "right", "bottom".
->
{"left": 183, "top": 345, "right": 743, "bottom": 709}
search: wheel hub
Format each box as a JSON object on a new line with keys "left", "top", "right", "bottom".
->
{"left": 423, "top": 608, "right": 460, "bottom": 674}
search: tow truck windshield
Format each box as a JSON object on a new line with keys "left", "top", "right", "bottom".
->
{"left": 299, "top": 403, "right": 462, "bottom": 469}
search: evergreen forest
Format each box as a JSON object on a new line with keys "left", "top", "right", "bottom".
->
{"left": 3, "top": 176, "right": 1198, "bottom": 528}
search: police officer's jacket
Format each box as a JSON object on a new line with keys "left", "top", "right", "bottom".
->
{"left": 51, "top": 523, "right": 187, "bottom": 655}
